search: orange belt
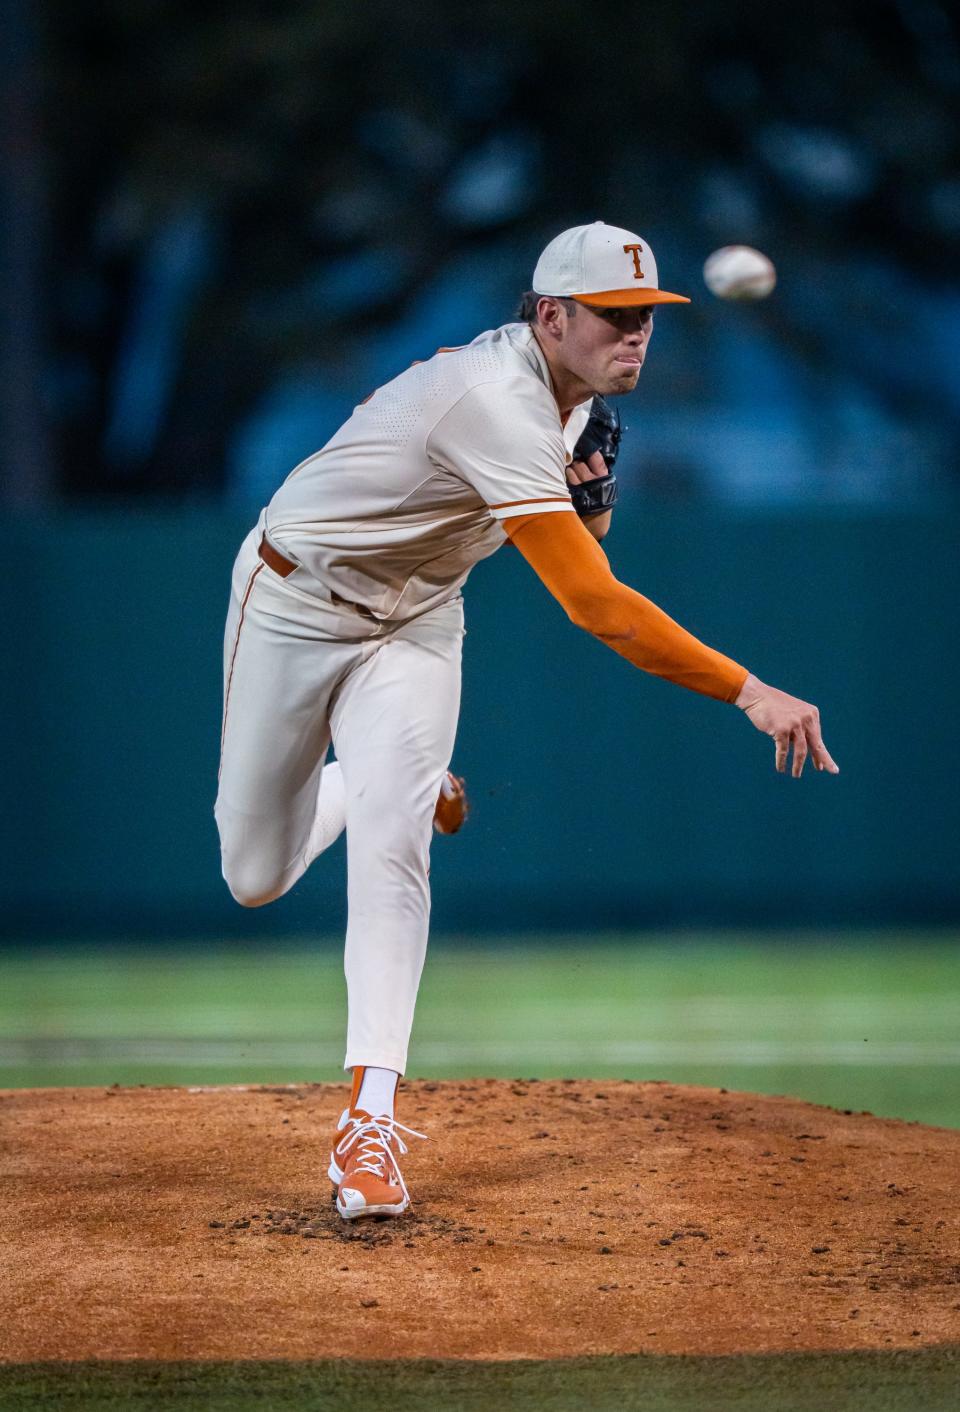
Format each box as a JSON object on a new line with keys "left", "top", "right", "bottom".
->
{"left": 258, "top": 534, "right": 297, "bottom": 578}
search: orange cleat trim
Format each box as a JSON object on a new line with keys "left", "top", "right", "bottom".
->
{"left": 433, "top": 771, "right": 469, "bottom": 835}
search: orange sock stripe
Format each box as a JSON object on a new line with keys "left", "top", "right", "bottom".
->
{"left": 348, "top": 1066, "right": 400, "bottom": 1116}
{"left": 349, "top": 1066, "right": 366, "bottom": 1112}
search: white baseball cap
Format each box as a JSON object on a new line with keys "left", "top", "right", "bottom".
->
{"left": 532, "top": 221, "right": 690, "bottom": 308}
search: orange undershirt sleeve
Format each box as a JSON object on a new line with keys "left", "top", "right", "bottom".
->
{"left": 504, "top": 511, "right": 748, "bottom": 703}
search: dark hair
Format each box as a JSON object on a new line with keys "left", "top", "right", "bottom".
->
{"left": 515, "top": 291, "right": 578, "bottom": 324}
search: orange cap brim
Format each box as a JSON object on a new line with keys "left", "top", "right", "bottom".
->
{"left": 572, "top": 289, "right": 691, "bottom": 307}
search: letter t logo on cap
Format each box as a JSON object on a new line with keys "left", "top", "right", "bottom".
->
{"left": 623, "top": 243, "right": 645, "bottom": 279}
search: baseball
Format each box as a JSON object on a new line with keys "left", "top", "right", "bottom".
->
{"left": 703, "top": 245, "right": 777, "bottom": 300}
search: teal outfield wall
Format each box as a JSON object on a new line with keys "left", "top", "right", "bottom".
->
{"left": 2, "top": 506, "right": 957, "bottom": 937}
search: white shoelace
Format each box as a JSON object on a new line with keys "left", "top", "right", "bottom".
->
{"left": 335, "top": 1114, "right": 427, "bottom": 1202}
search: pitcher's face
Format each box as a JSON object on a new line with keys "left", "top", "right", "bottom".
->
{"left": 567, "top": 302, "right": 654, "bottom": 394}
{"left": 540, "top": 299, "right": 655, "bottom": 397}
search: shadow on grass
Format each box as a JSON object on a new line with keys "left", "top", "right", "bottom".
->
{"left": 1, "top": 1348, "right": 959, "bottom": 1412}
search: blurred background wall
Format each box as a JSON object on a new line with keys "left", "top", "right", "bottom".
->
{"left": 2, "top": 0, "right": 958, "bottom": 937}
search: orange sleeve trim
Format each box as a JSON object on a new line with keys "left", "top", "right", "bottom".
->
{"left": 504, "top": 512, "right": 748, "bottom": 703}
{"left": 490, "top": 495, "right": 572, "bottom": 509}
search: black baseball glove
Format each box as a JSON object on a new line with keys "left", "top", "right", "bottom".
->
{"left": 569, "top": 395, "right": 623, "bottom": 518}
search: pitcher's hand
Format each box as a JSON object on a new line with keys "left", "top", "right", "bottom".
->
{"left": 736, "top": 673, "right": 840, "bottom": 778}
{"left": 566, "top": 449, "right": 608, "bottom": 485}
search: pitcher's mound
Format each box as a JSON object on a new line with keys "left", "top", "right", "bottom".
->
{"left": 3, "top": 1080, "right": 959, "bottom": 1361}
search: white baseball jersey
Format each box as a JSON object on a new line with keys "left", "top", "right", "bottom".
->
{"left": 264, "top": 321, "right": 592, "bottom": 621}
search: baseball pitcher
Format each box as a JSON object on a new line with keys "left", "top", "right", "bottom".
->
{"left": 215, "top": 221, "right": 838, "bottom": 1221}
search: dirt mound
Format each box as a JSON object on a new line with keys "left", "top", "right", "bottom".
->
{"left": 1, "top": 1080, "right": 958, "bottom": 1361}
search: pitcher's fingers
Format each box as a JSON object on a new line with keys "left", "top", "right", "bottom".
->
{"left": 775, "top": 733, "right": 789, "bottom": 773}
{"left": 792, "top": 728, "right": 808, "bottom": 779}
{"left": 566, "top": 461, "right": 590, "bottom": 485}
{"left": 585, "top": 450, "right": 608, "bottom": 478}
{"left": 811, "top": 734, "right": 840, "bottom": 774}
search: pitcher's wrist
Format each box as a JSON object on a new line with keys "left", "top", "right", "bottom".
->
{"left": 736, "top": 672, "right": 764, "bottom": 710}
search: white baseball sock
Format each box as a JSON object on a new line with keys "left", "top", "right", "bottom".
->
{"left": 306, "top": 759, "right": 347, "bottom": 864}
{"left": 356, "top": 1066, "right": 399, "bottom": 1120}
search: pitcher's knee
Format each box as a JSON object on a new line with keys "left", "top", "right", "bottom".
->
{"left": 222, "top": 855, "right": 286, "bottom": 909}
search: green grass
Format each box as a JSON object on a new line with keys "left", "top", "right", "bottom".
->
{"left": 1, "top": 932, "right": 958, "bottom": 1127}
{"left": 2, "top": 1350, "right": 959, "bottom": 1412}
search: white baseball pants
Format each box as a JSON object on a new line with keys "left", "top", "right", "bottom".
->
{"left": 214, "top": 525, "right": 464, "bottom": 1074}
